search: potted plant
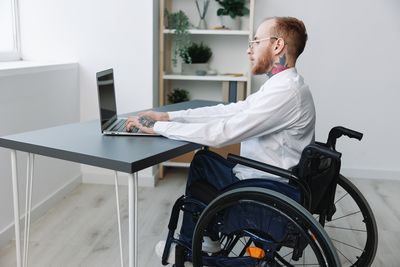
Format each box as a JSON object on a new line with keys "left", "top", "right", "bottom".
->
{"left": 215, "top": 0, "right": 249, "bottom": 30}
{"left": 165, "top": 10, "right": 192, "bottom": 71}
{"left": 181, "top": 42, "right": 213, "bottom": 75}
{"left": 167, "top": 88, "right": 190, "bottom": 104}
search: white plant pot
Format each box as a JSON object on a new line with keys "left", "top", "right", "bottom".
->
{"left": 240, "top": 16, "right": 249, "bottom": 31}
{"left": 219, "top": 15, "right": 241, "bottom": 30}
{"left": 172, "top": 56, "right": 183, "bottom": 74}
{"left": 182, "top": 63, "right": 209, "bottom": 75}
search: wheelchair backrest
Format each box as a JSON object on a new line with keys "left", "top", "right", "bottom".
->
{"left": 293, "top": 144, "right": 341, "bottom": 217}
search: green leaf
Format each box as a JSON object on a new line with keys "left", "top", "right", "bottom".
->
{"left": 215, "top": 0, "right": 248, "bottom": 18}
{"left": 166, "top": 10, "right": 192, "bottom": 67}
{"left": 180, "top": 42, "right": 212, "bottom": 64}
{"left": 167, "top": 89, "right": 190, "bottom": 104}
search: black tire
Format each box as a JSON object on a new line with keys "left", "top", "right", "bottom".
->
{"left": 321, "top": 175, "right": 378, "bottom": 266}
{"left": 192, "top": 187, "right": 340, "bottom": 267}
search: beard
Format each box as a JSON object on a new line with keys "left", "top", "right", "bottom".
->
{"left": 251, "top": 48, "right": 274, "bottom": 75}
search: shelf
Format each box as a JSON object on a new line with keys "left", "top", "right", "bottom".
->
{"left": 162, "top": 161, "right": 191, "bottom": 168}
{"left": 164, "top": 29, "right": 250, "bottom": 36}
{"left": 163, "top": 74, "right": 248, "bottom": 82}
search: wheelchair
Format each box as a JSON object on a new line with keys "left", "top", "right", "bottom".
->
{"left": 161, "top": 127, "right": 378, "bottom": 267}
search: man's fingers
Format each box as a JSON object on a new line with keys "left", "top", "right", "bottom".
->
{"left": 125, "top": 115, "right": 156, "bottom": 134}
{"left": 125, "top": 116, "right": 141, "bottom": 131}
{"left": 125, "top": 122, "right": 133, "bottom": 131}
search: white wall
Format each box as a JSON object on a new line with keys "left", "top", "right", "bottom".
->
{"left": 0, "top": 63, "right": 81, "bottom": 246}
{"left": 19, "top": 0, "right": 160, "bottom": 185}
{"left": 252, "top": 0, "right": 400, "bottom": 179}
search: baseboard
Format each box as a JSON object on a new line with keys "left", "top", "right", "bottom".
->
{"left": 0, "top": 174, "right": 82, "bottom": 249}
{"left": 82, "top": 168, "right": 159, "bottom": 187}
{"left": 341, "top": 167, "right": 400, "bottom": 180}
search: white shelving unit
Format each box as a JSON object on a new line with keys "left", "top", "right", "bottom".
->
{"left": 159, "top": 0, "right": 255, "bottom": 106}
{"left": 158, "top": 0, "right": 255, "bottom": 176}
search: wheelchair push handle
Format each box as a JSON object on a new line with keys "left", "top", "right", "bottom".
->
{"left": 327, "top": 126, "right": 363, "bottom": 149}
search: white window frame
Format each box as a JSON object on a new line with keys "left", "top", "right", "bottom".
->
{"left": 0, "top": 0, "right": 21, "bottom": 61}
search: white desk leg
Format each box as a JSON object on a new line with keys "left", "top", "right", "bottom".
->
{"left": 114, "top": 171, "right": 124, "bottom": 267}
{"left": 128, "top": 173, "right": 138, "bottom": 267}
{"left": 23, "top": 153, "right": 34, "bottom": 267}
{"left": 11, "top": 150, "right": 22, "bottom": 267}
{"left": 134, "top": 172, "right": 138, "bottom": 267}
{"left": 26, "top": 154, "right": 34, "bottom": 267}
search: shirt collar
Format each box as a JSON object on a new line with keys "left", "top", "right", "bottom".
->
{"left": 265, "top": 67, "right": 297, "bottom": 85}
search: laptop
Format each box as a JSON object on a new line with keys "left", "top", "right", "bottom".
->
{"left": 96, "top": 68, "right": 159, "bottom": 136}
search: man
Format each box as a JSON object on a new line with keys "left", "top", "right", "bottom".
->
{"left": 127, "top": 16, "right": 315, "bottom": 265}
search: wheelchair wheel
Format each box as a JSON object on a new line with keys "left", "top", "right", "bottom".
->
{"left": 192, "top": 187, "right": 340, "bottom": 267}
{"left": 321, "top": 175, "right": 378, "bottom": 266}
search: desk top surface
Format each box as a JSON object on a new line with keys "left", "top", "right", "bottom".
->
{"left": 0, "top": 100, "right": 219, "bottom": 173}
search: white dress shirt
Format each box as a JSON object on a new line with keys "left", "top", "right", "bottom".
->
{"left": 154, "top": 68, "right": 316, "bottom": 179}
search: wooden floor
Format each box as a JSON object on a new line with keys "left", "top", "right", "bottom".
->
{"left": 0, "top": 168, "right": 399, "bottom": 266}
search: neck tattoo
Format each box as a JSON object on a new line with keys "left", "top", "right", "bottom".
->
{"left": 266, "top": 54, "right": 289, "bottom": 78}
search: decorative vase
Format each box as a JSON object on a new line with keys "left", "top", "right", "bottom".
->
{"left": 219, "top": 15, "right": 241, "bottom": 30}
{"left": 195, "top": 0, "right": 210, "bottom": 29}
{"left": 172, "top": 56, "right": 183, "bottom": 74}
{"left": 198, "top": 19, "right": 207, "bottom": 30}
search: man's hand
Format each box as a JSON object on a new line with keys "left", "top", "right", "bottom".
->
{"left": 137, "top": 111, "right": 169, "bottom": 121}
{"left": 125, "top": 116, "right": 156, "bottom": 134}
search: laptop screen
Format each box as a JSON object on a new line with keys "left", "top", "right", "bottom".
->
{"left": 96, "top": 69, "right": 118, "bottom": 131}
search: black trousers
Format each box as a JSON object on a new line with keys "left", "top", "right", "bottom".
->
{"left": 179, "top": 150, "right": 240, "bottom": 243}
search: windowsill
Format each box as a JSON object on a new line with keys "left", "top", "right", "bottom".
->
{"left": 0, "top": 61, "right": 78, "bottom": 77}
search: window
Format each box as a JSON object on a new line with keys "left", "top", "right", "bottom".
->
{"left": 0, "top": 0, "right": 20, "bottom": 61}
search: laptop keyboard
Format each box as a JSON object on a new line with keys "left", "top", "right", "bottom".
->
{"left": 111, "top": 119, "right": 139, "bottom": 133}
{"left": 110, "top": 117, "right": 154, "bottom": 133}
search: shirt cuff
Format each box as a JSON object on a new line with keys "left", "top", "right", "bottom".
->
{"left": 167, "top": 111, "right": 184, "bottom": 121}
{"left": 153, "top": 121, "right": 170, "bottom": 134}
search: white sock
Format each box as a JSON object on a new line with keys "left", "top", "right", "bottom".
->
{"left": 155, "top": 240, "right": 175, "bottom": 264}
{"left": 202, "top": 236, "right": 221, "bottom": 253}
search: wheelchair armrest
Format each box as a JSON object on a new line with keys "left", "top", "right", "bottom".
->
{"left": 227, "top": 153, "right": 312, "bottom": 208}
{"left": 305, "top": 144, "right": 342, "bottom": 159}
{"left": 227, "top": 153, "right": 295, "bottom": 179}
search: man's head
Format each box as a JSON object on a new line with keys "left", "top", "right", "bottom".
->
{"left": 247, "top": 17, "right": 308, "bottom": 75}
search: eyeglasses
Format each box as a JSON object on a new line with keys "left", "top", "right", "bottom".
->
{"left": 248, "top": 37, "right": 278, "bottom": 49}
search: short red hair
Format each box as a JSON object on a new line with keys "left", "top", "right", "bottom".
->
{"left": 266, "top": 17, "right": 308, "bottom": 60}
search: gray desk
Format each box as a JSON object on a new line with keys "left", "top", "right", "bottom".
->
{"left": 0, "top": 100, "right": 219, "bottom": 267}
